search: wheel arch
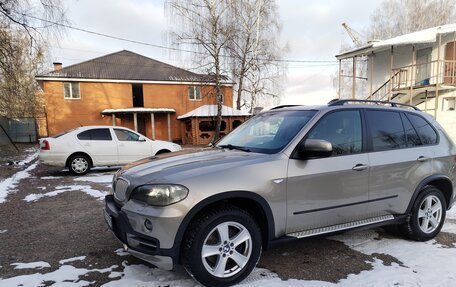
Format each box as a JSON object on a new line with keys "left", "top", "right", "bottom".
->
{"left": 174, "top": 191, "right": 275, "bottom": 263}
{"left": 66, "top": 151, "right": 93, "bottom": 168}
{"left": 155, "top": 149, "right": 171, "bottom": 155}
{"left": 407, "top": 174, "right": 453, "bottom": 213}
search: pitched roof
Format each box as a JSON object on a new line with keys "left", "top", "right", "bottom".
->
{"left": 177, "top": 105, "right": 251, "bottom": 119}
{"left": 336, "top": 23, "right": 456, "bottom": 60}
{"left": 36, "top": 50, "right": 230, "bottom": 83}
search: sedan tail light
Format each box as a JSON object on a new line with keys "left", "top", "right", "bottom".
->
{"left": 41, "top": 140, "right": 50, "bottom": 150}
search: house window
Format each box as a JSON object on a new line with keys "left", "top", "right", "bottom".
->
{"left": 188, "top": 86, "right": 201, "bottom": 100}
{"left": 443, "top": 97, "right": 456, "bottom": 111}
{"left": 64, "top": 82, "right": 80, "bottom": 99}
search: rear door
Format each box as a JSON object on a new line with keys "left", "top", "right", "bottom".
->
{"left": 365, "top": 110, "right": 435, "bottom": 215}
{"left": 287, "top": 110, "right": 370, "bottom": 232}
{"left": 77, "top": 128, "right": 118, "bottom": 165}
{"left": 113, "top": 128, "right": 152, "bottom": 164}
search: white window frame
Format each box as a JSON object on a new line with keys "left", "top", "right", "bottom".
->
{"left": 188, "top": 86, "right": 202, "bottom": 101}
{"left": 63, "top": 82, "right": 81, "bottom": 99}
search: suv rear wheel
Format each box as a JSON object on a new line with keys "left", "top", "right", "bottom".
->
{"left": 400, "top": 186, "right": 446, "bottom": 241}
{"left": 182, "top": 205, "right": 262, "bottom": 287}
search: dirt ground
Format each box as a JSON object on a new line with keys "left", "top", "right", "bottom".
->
{"left": 1, "top": 147, "right": 456, "bottom": 286}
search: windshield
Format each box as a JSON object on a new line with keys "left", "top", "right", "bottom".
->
{"left": 217, "top": 110, "right": 317, "bottom": 154}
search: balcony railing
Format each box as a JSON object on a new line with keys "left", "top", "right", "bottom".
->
{"left": 369, "top": 60, "right": 456, "bottom": 101}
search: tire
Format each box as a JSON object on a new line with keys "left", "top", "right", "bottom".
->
{"left": 182, "top": 205, "right": 262, "bottom": 287}
{"left": 68, "top": 154, "right": 91, "bottom": 175}
{"left": 400, "top": 186, "right": 446, "bottom": 241}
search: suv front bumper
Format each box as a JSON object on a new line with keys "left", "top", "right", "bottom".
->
{"left": 103, "top": 195, "right": 176, "bottom": 270}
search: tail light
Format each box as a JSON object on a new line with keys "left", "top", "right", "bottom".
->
{"left": 41, "top": 140, "right": 50, "bottom": 150}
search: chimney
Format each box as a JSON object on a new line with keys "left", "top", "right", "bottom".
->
{"left": 53, "top": 62, "right": 62, "bottom": 71}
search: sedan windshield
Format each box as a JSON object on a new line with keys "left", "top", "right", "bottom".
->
{"left": 217, "top": 110, "right": 317, "bottom": 154}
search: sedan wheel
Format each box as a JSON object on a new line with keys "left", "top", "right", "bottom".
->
{"left": 69, "top": 155, "right": 90, "bottom": 175}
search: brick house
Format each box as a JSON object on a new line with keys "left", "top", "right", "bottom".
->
{"left": 35, "top": 50, "right": 243, "bottom": 144}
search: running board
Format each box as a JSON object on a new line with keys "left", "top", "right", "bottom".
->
{"left": 287, "top": 215, "right": 395, "bottom": 238}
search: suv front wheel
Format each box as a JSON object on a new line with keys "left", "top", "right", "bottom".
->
{"left": 182, "top": 205, "right": 262, "bottom": 287}
{"left": 401, "top": 186, "right": 446, "bottom": 241}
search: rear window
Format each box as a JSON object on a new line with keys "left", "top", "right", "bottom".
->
{"left": 405, "top": 113, "right": 438, "bottom": 145}
{"left": 77, "top": 128, "right": 112, "bottom": 141}
{"left": 365, "top": 110, "right": 406, "bottom": 152}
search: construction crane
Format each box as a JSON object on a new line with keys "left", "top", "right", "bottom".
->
{"left": 342, "top": 22, "right": 364, "bottom": 47}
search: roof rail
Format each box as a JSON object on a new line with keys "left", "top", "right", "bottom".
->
{"left": 270, "top": 105, "right": 302, "bottom": 110}
{"left": 328, "top": 99, "right": 420, "bottom": 111}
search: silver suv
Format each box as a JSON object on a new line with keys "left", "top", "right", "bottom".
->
{"left": 104, "top": 100, "right": 456, "bottom": 287}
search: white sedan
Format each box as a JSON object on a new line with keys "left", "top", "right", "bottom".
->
{"left": 39, "top": 126, "right": 182, "bottom": 174}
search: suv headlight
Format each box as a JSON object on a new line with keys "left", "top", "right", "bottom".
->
{"left": 130, "top": 184, "right": 188, "bottom": 206}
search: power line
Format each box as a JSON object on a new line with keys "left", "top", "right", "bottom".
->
{"left": 23, "top": 13, "right": 339, "bottom": 64}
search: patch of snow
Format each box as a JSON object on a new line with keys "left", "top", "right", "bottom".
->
{"left": 24, "top": 184, "right": 106, "bottom": 202}
{"left": 0, "top": 264, "right": 115, "bottom": 287}
{"left": 17, "top": 150, "right": 39, "bottom": 166}
{"left": 40, "top": 176, "right": 63, "bottom": 180}
{"left": 59, "top": 256, "right": 86, "bottom": 265}
{"left": 446, "top": 206, "right": 456, "bottom": 219}
{"left": 0, "top": 230, "right": 7, "bottom": 234}
{"left": 11, "top": 261, "right": 50, "bottom": 270}
{"left": 330, "top": 228, "right": 456, "bottom": 286}
{"left": 74, "top": 174, "right": 114, "bottom": 184}
{"left": 0, "top": 161, "right": 38, "bottom": 203}
{"left": 114, "top": 248, "right": 129, "bottom": 257}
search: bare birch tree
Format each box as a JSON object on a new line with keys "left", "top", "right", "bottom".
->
{"left": 0, "top": 0, "right": 66, "bottom": 117}
{"left": 226, "top": 0, "right": 284, "bottom": 111}
{"left": 166, "top": 0, "right": 233, "bottom": 143}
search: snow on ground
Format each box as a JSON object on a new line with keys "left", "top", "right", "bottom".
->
{"left": 0, "top": 161, "right": 38, "bottom": 203}
{"left": 0, "top": 229, "right": 7, "bottom": 234}
{"left": 40, "top": 176, "right": 63, "bottom": 180}
{"left": 59, "top": 256, "right": 87, "bottom": 265}
{"left": 0, "top": 264, "right": 116, "bottom": 287}
{"left": 74, "top": 174, "right": 114, "bottom": 184}
{"left": 24, "top": 184, "right": 106, "bottom": 202}
{"left": 11, "top": 261, "right": 50, "bottom": 270}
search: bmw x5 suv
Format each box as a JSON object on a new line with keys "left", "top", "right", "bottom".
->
{"left": 104, "top": 100, "right": 456, "bottom": 287}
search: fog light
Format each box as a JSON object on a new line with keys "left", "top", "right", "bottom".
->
{"left": 144, "top": 219, "right": 153, "bottom": 232}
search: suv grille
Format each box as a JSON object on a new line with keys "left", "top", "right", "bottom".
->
{"left": 114, "top": 178, "right": 129, "bottom": 201}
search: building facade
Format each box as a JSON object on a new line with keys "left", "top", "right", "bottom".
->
{"left": 36, "top": 50, "right": 237, "bottom": 144}
{"left": 336, "top": 24, "right": 456, "bottom": 140}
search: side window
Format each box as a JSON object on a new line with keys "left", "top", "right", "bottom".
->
{"left": 64, "top": 82, "right": 80, "bottom": 99}
{"left": 114, "top": 129, "right": 140, "bottom": 141}
{"left": 77, "top": 130, "right": 91, "bottom": 140}
{"left": 307, "top": 110, "right": 362, "bottom": 156}
{"left": 77, "top": 129, "right": 112, "bottom": 141}
{"left": 406, "top": 114, "right": 438, "bottom": 145}
{"left": 365, "top": 110, "right": 406, "bottom": 152}
{"left": 188, "top": 86, "right": 201, "bottom": 100}
{"left": 400, "top": 113, "right": 421, "bottom": 147}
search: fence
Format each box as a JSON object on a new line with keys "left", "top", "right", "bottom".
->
{"left": 0, "top": 116, "right": 39, "bottom": 146}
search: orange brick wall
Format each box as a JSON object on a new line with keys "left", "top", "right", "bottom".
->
{"left": 42, "top": 81, "right": 233, "bottom": 143}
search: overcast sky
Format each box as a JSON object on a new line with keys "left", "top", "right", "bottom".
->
{"left": 49, "top": 0, "right": 383, "bottom": 107}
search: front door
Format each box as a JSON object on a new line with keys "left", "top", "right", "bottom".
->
{"left": 286, "top": 110, "right": 370, "bottom": 233}
{"left": 113, "top": 128, "right": 152, "bottom": 164}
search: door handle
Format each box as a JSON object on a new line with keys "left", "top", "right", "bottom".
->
{"left": 352, "top": 164, "right": 369, "bottom": 171}
{"left": 417, "top": 156, "right": 430, "bottom": 162}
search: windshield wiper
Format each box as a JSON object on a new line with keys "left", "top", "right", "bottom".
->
{"left": 218, "top": 144, "right": 251, "bottom": 152}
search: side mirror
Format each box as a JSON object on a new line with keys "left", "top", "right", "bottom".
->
{"left": 138, "top": 136, "right": 147, "bottom": 142}
{"left": 296, "top": 139, "right": 332, "bottom": 159}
